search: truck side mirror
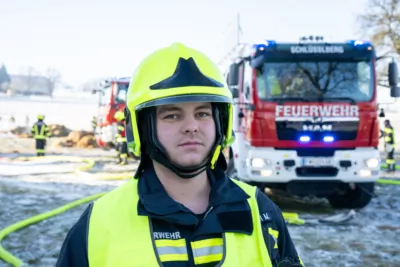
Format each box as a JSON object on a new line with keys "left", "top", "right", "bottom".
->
{"left": 228, "top": 63, "right": 239, "bottom": 86}
{"left": 388, "top": 61, "right": 398, "bottom": 87}
{"left": 231, "top": 87, "right": 239, "bottom": 98}
{"left": 390, "top": 86, "right": 400, "bottom": 97}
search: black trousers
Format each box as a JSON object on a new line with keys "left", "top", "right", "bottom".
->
{"left": 35, "top": 139, "right": 46, "bottom": 156}
{"left": 119, "top": 141, "right": 128, "bottom": 155}
{"left": 386, "top": 146, "right": 396, "bottom": 172}
{"left": 117, "top": 141, "right": 128, "bottom": 163}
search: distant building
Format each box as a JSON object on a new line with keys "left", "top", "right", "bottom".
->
{"left": 8, "top": 74, "right": 51, "bottom": 96}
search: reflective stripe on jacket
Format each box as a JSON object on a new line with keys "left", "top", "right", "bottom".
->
{"left": 31, "top": 122, "right": 51, "bottom": 139}
{"left": 117, "top": 121, "right": 126, "bottom": 137}
{"left": 88, "top": 178, "right": 273, "bottom": 267}
{"left": 384, "top": 127, "right": 395, "bottom": 145}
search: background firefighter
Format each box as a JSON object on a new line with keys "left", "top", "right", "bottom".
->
{"left": 114, "top": 110, "right": 128, "bottom": 165}
{"left": 91, "top": 116, "right": 97, "bottom": 134}
{"left": 30, "top": 115, "right": 51, "bottom": 156}
{"left": 382, "top": 119, "right": 396, "bottom": 172}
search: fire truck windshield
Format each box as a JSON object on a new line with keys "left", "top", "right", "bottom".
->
{"left": 99, "top": 84, "right": 112, "bottom": 106}
{"left": 256, "top": 60, "right": 373, "bottom": 102}
{"left": 115, "top": 83, "right": 129, "bottom": 103}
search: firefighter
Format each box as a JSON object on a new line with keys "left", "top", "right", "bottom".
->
{"left": 56, "top": 42, "right": 303, "bottom": 267}
{"left": 383, "top": 119, "right": 396, "bottom": 172}
{"left": 114, "top": 110, "right": 128, "bottom": 165}
{"left": 31, "top": 115, "right": 51, "bottom": 156}
{"left": 91, "top": 116, "right": 97, "bottom": 134}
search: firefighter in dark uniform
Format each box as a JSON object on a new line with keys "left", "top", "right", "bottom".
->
{"left": 114, "top": 110, "right": 128, "bottom": 165}
{"left": 31, "top": 115, "right": 51, "bottom": 156}
{"left": 91, "top": 116, "right": 97, "bottom": 134}
{"left": 56, "top": 43, "right": 303, "bottom": 267}
{"left": 383, "top": 119, "right": 396, "bottom": 172}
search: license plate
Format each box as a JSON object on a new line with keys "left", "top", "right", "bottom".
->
{"left": 302, "top": 158, "right": 333, "bottom": 167}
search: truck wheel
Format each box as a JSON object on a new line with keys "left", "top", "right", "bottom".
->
{"left": 327, "top": 182, "right": 374, "bottom": 209}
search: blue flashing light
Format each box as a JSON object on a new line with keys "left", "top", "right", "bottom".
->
{"left": 323, "top": 136, "right": 335, "bottom": 143}
{"left": 264, "top": 40, "right": 276, "bottom": 47}
{"left": 347, "top": 40, "right": 371, "bottom": 47}
{"left": 117, "top": 77, "right": 131, "bottom": 83}
{"left": 299, "top": 135, "right": 311, "bottom": 143}
{"left": 253, "top": 40, "right": 277, "bottom": 51}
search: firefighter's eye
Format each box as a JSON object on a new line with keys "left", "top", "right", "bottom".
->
{"left": 197, "top": 112, "right": 211, "bottom": 118}
{"left": 163, "top": 114, "right": 179, "bottom": 120}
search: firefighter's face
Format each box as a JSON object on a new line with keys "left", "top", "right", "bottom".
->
{"left": 156, "top": 102, "right": 216, "bottom": 168}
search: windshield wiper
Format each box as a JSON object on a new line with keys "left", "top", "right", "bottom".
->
{"left": 316, "top": 97, "right": 356, "bottom": 105}
{"left": 273, "top": 96, "right": 356, "bottom": 105}
{"left": 273, "top": 96, "right": 312, "bottom": 104}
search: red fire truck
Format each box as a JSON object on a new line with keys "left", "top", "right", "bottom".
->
{"left": 93, "top": 77, "right": 130, "bottom": 148}
{"left": 225, "top": 36, "right": 399, "bottom": 209}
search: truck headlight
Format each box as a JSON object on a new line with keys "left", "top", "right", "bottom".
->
{"left": 251, "top": 158, "right": 271, "bottom": 168}
{"left": 365, "top": 158, "right": 380, "bottom": 168}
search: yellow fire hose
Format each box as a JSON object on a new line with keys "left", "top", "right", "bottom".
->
{"left": 0, "top": 158, "right": 399, "bottom": 266}
{"left": 15, "top": 156, "right": 96, "bottom": 173}
{"left": 379, "top": 163, "right": 400, "bottom": 185}
{"left": 380, "top": 163, "right": 400, "bottom": 170}
{"left": 0, "top": 193, "right": 106, "bottom": 267}
{"left": 0, "top": 155, "right": 132, "bottom": 267}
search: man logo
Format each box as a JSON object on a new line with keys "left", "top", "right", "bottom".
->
{"left": 303, "top": 124, "right": 333, "bottom": 131}
{"left": 311, "top": 116, "right": 323, "bottom": 123}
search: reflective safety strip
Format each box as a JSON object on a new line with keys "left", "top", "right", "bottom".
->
{"left": 117, "top": 137, "right": 127, "bottom": 142}
{"left": 118, "top": 125, "right": 125, "bottom": 131}
{"left": 120, "top": 153, "right": 127, "bottom": 159}
{"left": 36, "top": 149, "right": 45, "bottom": 153}
{"left": 190, "top": 238, "right": 223, "bottom": 265}
{"left": 384, "top": 128, "right": 395, "bottom": 144}
{"left": 154, "top": 238, "right": 188, "bottom": 262}
{"left": 387, "top": 159, "right": 395, "bottom": 164}
{"left": 268, "top": 227, "right": 279, "bottom": 249}
{"left": 33, "top": 124, "right": 46, "bottom": 139}
{"left": 385, "top": 136, "right": 392, "bottom": 143}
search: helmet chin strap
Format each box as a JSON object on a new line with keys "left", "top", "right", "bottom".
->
{"left": 142, "top": 105, "right": 224, "bottom": 179}
{"left": 150, "top": 149, "right": 210, "bottom": 179}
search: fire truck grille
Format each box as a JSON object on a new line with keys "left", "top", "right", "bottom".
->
{"left": 275, "top": 120, "right": 359, "bottom": 141}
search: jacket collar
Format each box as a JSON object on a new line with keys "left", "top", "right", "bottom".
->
{"left": 137, "top": 166, "right": 250, "bottom": 217}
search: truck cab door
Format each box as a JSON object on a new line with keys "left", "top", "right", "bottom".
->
{"left": 228, "top": 62, "right": 242, "bottom": 133}
{"left": 241, "top": 61, "right": 254, "bottom": 139}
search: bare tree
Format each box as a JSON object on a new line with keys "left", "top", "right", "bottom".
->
{"left": 0, "top": 64, "right": 11, "bottom": 92}
{"left": 23, "top": 66, "right": 39, "bottom": 93}
{"left": 357, "top": 0, "right": 400, "bottom": 88}
{"left": 45, "top": 68, "right": 62, "bottom": 96}
{"left": 358, "top": 0, "right": 400, "bottom": 57}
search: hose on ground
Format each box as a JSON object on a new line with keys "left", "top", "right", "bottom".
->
{"left": 380, "top": 163, "right": 400, "bottom": 170}
{"left": 0, "top": 193, "right": 106, "bottom": 267}
{"left": 379, "top": 163, "right": 400, "bottom": 185}
{"left": 0, "top": 155, "right": 133, "bottom": 266}
{"left": 15, "top": 156, "right": 96, "bottom": 173}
